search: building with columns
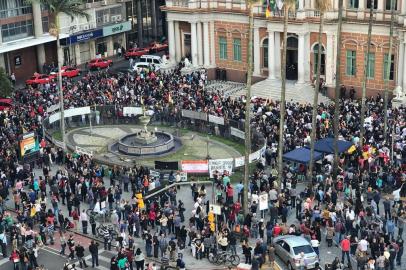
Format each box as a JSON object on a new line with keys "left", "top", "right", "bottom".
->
{"left": 0, "top": 0, "right": 166, "bottom": 83}
{"left": 162, "top": 0, "right": 406, "bottom": 97}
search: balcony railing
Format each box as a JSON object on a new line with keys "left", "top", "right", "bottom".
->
{"left": 165, "top": 0, "right": 401, "bottom": 22}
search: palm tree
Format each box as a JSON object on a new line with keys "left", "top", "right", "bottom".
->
{"left": 383, "top": 0, "right": 395, "bottom": 140}
{"left": 307, "top": 0, "right": 330, "bottom": 181}
{"left": 360, "top": 0, "right": 375, "bottom": 149}
{"left": 333, "top": 0, "right": 344, "bottom": 178}
{"left": 277, "top": 0, "right": 296, "bottom": 190}
{"left": 243, "top": 0, "right": 256, "bottom": 215}
{"left": 27, "top": 0, "right": 89, "bottom": 154}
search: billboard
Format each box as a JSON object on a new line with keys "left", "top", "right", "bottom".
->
{"left": 19, "top": 132, "right": 40, "bottom": 158}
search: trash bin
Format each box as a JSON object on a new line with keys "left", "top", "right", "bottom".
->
{"left": 221, "top": 68, "right": 227, "bottom": 81}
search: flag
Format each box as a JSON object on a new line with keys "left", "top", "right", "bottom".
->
{"left": 265, "top": 0, "right": 271, "bottom": 18}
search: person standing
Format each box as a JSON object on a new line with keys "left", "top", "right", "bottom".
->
{"left": 75, "top": 242, "right": 88, "bottom": 268}
{"left": 0, "top": 230, "right": 7, "bottom": 257}
{"left": 10, "top": 73, "right": 16, "bottom": 86}
{"left": 60, "top": 232, "right": 67, "bottom": 256}
{"left": 89, "top": 240, "right": 99, "bottom": 268}
{"left": 80, "top": 210, "right": 88, "bottom": 234}
{"left": 134, "top": 248, "right": 145, "bottom": 270}
{"left": 89, "top": 213, "right": 96, "bottom": 236}
{"left": 67, "top": 235, "right": 75, "bottom": 260}
{"left": 341, "top": 236, "right": 351, "bottom": 266}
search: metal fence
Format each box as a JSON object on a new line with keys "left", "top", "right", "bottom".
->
{"left": 42, "top": 105, "right": 264, "bottom": 153}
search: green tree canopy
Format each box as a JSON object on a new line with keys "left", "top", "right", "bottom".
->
{"left": 0, "top": 68, "right": 12, "bottom": 97}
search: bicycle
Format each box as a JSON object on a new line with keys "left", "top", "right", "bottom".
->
{"left": 96, "top": 224, "right": 118, "bottom": 239}
{"left": 209, "top": 251, "right": 240, "bottom": 266}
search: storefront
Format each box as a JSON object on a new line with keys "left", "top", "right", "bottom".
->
{"left": 102, "top": 21, "right": 131, "bottom": 54}
{"left": 61, "top": 29, "right": 103, "bottom": 65}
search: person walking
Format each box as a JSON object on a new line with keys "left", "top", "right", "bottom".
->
{"left": 134, "top": 248, "right": 145, "bottom": 270}
{"left": 89, "top": 213, "right": 96, "bottom": 236}
{"left": 75, "top": 242, "right": 88, "bottom": 268}
{"left": 89, "top": 240, "right": 99, "bottom": 268}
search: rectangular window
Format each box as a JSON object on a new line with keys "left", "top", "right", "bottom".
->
{"left": 1, "top": 20, "right": 33, "bottom": 42}
{"left": 233, "top": 38, "right": 241, "bottom": 61}
{"left": 384, "top": 53, "right": 395, "bottom": 80}
{"left": 367, "top": 0, "right": 378, "bottom": 9}
{"left": 346, "top": 50, "right": 356, "bottom": 76}
{"left": 219, "top": 37, "right": 227, "bottom": 60}
{"left": 0, "top": 0, "right": 32, "bottom": 19}
{"left": 385, "top": 0, "right": 397, "bottom": 10}
{"left": 364, "top": 52, "right": 375, "bottom": 79}
{"left": 348, "top": 0, "right": 359, "bottom": 8}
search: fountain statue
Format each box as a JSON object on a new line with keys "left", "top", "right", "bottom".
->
{"left": 133, "top": 97, "right": 157, "bottom": 144}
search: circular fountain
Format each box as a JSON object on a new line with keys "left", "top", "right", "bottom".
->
{"left": 116, "top": 115, "right": 176, "bottom": 156}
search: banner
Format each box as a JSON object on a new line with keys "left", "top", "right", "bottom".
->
{"left": 230, "top": 127, "right": 245, "bottom": 139}
{"left": 19, "top": 132, "right": 40, "bottom": 157}
{"left": 234, "top": 156, "right": 245, "bottom": 167}
{"left": 65, "top": 107, "right": 91, "bottom": 118}
{"left": 75, "top": 146, "right": 93, "bottom": 157}
{"left": 209, "top": 204, "right": 221, "bottom": 215}
{"left": 123, "top": 107, "right": 143, "bottom": 117}
{"left": 155, "top": 161, "right": 179, "bottom": 170}
{"left": 259, "top": 193, "right": 269, "bottom": 210}
{"left": 208, "top": 158, "right": 233, "bottom": 178}
{"left": 181, "top": 160, "right": 208, "bottom": 173}
{"left": 181, "top": 110, "right": 207, "bottom": 121}
{"left": 179, "top": 171, "right": 188, "bottom": 182}
{"left": 46, "top": 104, "right": 60, "bottom": 113}
{"left": 208, "top": 115, "right": 225, "bottom": 125}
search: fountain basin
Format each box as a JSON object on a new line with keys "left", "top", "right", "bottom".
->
{"left": 117, "top": 131, "right": 175, "bottom": 156}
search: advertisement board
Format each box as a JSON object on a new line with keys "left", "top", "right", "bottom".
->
{"left": 103, "top": 21, "right": 132, "bottom": 36}
{"left": 19, "top": 132, "right": 40, "bottom": 158}
{"left": 208, "top": 158, "right": 233, "bottom": 178}
{"left": 181, "top": 160, "right": 208, "bottom": 173}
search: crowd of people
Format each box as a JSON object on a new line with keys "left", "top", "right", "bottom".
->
{"left": 0, "top": 56, "right": 403, "bottom": 270}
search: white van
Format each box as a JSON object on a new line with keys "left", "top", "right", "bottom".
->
{"left": 139, "top": 55, "right": 162, "bottom": 66}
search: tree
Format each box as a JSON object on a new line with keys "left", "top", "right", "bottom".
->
{"left": 360, "top": 0, "right": 375, "bottom": 149}
{"left": 333, "top": 0, "right": 344, "bottom": 178}
{"left": 27, "top": 0, "right": 89, "bottom": 154}
{"left": 277, "top": 0, "right": 296, "bottom": 191}
{"left": 308, "top": 0, "right": 330, "bottom": 181}
{"left": 243, "top": 0, "right": 256, "bottom": 215}
{"left": 0, "top": 68, "right": 12, "bottom": 97}
{"left": 383, "top": 0, "right": 395, "bottom": 140}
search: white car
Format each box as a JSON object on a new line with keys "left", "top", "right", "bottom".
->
{"left": 131, "top": 62, "right": 159, "bottom": 72}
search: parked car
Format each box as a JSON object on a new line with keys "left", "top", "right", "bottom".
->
{"left": 131, "top": 62, "right": 158, "bottom": 72}
{"left": 25, "top": 74, "right": 56, "bottom": 86}
{"left": 273, "top": 235, "right": 319, "bottom": 270}
{"left": 138, "top": 55, "right": 163, "bottom": 67}
{"left": 50, "top": 66, "right": 81, "bottom": 78}
{"left": 88, "top": 58, "right": 113, "bottom": 70}
{"left": 124, "top": 47, "right": 149, "bottom": 59}
{"left": 0, "top": 98, "right": 13, "bottom": 111}
{"left": 148, "top": 41, "right": 168, "bottom": 53}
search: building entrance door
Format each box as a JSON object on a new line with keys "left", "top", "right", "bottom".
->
{"left": 286, "top": 36, "right": 298, "bottom": 80}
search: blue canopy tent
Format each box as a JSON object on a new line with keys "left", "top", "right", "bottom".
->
{"left": 283, "top": 147, "right": 324, "bottom": 164}
{"left": 305, "top": 138, "right": 353, "bottom": 154}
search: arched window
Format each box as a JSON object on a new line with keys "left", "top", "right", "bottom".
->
{"left": 262, "top": 38, "right": 268, "bottom": 68}
{"left": 313, "top": 44, "right": 326, "bottom": 75}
